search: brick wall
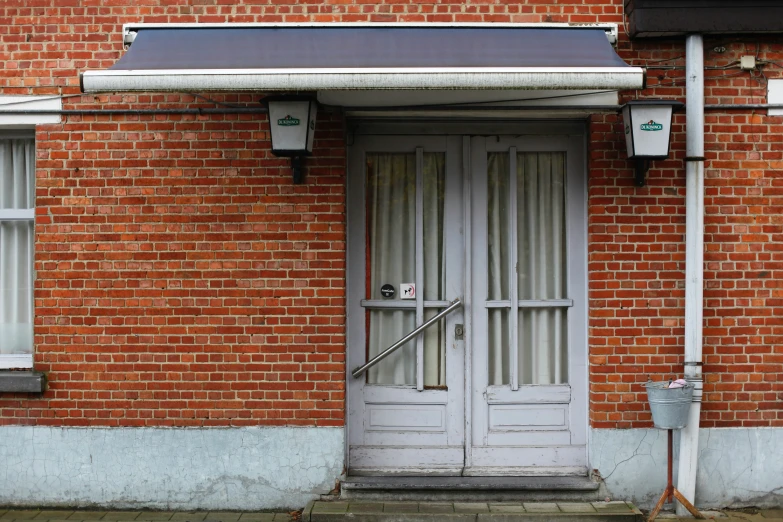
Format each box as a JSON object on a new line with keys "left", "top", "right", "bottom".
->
{"left": 590, "top": 39, "right": 783, "bottom": 428}
{"left": 0, "top": 1, "right": 781, "bottom": 429}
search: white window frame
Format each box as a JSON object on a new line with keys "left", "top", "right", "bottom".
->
{"left": 0, "top": 95, "right": 61, "bottom": 369}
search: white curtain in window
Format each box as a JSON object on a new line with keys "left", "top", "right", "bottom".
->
{"left": 487, "top": 152, "right": 567, "bottom": 385}
{"left": 0, "top": 138, "right": 35, "bottom": 355}
{"left": 366, "top": 153, "right": 445, "bottom": 385}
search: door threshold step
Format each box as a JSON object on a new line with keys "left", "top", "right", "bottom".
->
{"left": 304, "top": 500, "right": 642, "bottom": 522}
{"left": 340, "top": 476, "right": 604, "bottom": 501}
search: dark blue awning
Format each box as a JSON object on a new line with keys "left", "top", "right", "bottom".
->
{"left": 81, "top": 24, "right": 645, "bottom": 93}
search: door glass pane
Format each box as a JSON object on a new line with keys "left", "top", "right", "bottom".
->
{"left": 365, "top": 152, "right": 446, "bottom": 386}
{"left": 487, "top": 153, "right": 509, "bottom": 301}
{"left": 488, "top": 308, "right": 509, "bottom": 385}
{"left": 423, "top": 308, "right": 446, "bottom": 386}
{"left": 422, "top": 153, "right": 446, "bottom": 386}
{"left": 367, "top": 309, "right": 416, "bottom": 384}
{"left": 487, "top": 153, "right": 510, "bottom": 384}
{"left": 517, "top": 152, "right": 568, "bottom": 384}
{"left": 366, "top": 154, "right": 416, "bottom": 302}
{"left": 423, "top": 153, "right": 445, "bottom": 302}
{"left": 519, "top": 308, "right": 567, "bottom": 384}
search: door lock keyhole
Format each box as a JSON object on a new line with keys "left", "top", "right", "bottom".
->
{"left": 454, "top": 324, "right": 464, "bottom": 340}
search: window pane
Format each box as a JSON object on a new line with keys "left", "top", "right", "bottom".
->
{"left": 487, "top": 153, "right": 509, "bottom": 300}
{"left": 0, "top": 221, "right": 33, "bottom": 355}
{"left": 0, "top": 138, "right": 35, "bottom": 357}
{"left": 0, "top": 139, "right": 35, "bottom": 210}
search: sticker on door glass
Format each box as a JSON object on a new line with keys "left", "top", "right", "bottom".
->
{"left": 400, "top": 283, "right": 416, "bottom": 300}
{"left": 380, "top": 284, "right": 395, "bottom": 298}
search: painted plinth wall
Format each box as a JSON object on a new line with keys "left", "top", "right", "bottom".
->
{"left": 591, "top": 428, "right": 783, "bottom": 509}
{"left": 0, "top": 426, "right": 344, "bottom": 510}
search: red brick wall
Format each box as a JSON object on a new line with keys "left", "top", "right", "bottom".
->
{"left": 1, "top": 1, "right": 782, "bottom": 429}
{"left": 590, "top": 39, "right": 783, "bottom": 428}
{"left": 1, "top": 93, "right": 347, "bottom": 427}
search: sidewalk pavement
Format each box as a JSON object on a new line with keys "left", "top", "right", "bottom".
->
{"left": 0, "top": 508, "right": 781, "bottom": 522}
{"left": 0, "top": 511, "right": 294, "bottom": 522}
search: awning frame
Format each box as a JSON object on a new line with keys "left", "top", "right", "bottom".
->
{"left": 120, "top": 22, "right": 621, "bottom": 47}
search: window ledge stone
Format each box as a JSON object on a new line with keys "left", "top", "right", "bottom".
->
{"left": 0, "top": 371, "right": 46, "bottom": 393}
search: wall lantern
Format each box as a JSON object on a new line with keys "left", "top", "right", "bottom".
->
{"left": 622, "top": 100, "right": 684, "bottom": 187}
{"left": 263, "top": 96, "right": 318, "bottom": 184}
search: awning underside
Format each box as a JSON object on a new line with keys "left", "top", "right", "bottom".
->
{"left": 80, "top": 26, "right": 645, "bottom": 93}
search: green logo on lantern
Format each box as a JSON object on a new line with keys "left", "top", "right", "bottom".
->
{"left": 640, "top": 120, "right": 663, "bottom": 131}
{"left": 277, "top": 115, "right": 301, "bottom": 126}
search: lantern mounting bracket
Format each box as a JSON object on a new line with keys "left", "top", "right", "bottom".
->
{"left": 291, "top": 156, "right": 304, "bottom": 184}
{"left": 634, "top": 158, "right": 651, "bottom": 187}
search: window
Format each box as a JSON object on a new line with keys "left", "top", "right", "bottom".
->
{"left": 0, "top": 132, "right": 35, "bottom": 369}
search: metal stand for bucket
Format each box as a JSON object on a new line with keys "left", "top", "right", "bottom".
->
{"left": 647, "top": 429, "right": 705, "bottom": 522}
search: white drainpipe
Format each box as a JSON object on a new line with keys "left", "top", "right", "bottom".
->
{"left": 676, "top": 33, "right": 705, "bottom": 516}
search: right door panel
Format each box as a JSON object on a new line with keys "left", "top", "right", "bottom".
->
{"left": 467, "top": 135, "right": 588, "bottom": 476}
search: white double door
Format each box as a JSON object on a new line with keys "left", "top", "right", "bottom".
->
{"left": 347, "top": 127, "right": 588, "bottom": 476}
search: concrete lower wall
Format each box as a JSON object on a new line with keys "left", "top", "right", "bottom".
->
{"left": 590, "top": 427, "right": 783, "bottom": 509}
{"left": 0, "top": 426, "right": 345, "bottom": 510}
{"left": 4, "top": 425, "right": 780, "bottom": 510}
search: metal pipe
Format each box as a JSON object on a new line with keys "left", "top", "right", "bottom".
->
{"left": 351, "top": 298, "right": 462, "bottom": 378}
{"left": 677, "top": 33, "right": 705, "bottom": 517}
{"left": 0, "top": 108, "right": 267, "bottom": 115}
{"left": 4, "top": 103, "right": 783, "bottom": 117}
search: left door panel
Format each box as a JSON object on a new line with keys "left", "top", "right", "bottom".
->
{"left": 347, "top": 135, "right": 465, "bottom": 475}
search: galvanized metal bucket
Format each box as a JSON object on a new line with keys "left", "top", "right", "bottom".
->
{"left": 644, "top": 381, "right": 694, "bottom": 429}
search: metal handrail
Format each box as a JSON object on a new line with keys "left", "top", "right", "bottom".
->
{"left": 351, "top": 298, "right": 463, "bottom": 379}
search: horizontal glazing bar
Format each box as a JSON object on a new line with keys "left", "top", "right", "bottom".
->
{"left": 361, "top": 299, "right": 451, "bottom": 309}
{"left": 486, "top": 299, "right": 573, "bottom": 308}
{"left": 0, "top": 209, "right": 35, "bottom": 221}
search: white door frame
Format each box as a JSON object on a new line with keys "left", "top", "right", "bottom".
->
{"left": 345, "top": 121, "right": 589, "bottom": 477}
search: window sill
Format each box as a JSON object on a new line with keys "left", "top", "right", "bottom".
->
{"left": 0, "top": 371, "right": 46, "bottom": 393}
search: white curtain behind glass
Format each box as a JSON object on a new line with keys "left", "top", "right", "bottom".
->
{"left": 0, "top": 138, "right": 35, "bottom": 355}
{"left": 517, "top": 152, "right": 567, "bottom": 384}
{"left": 487, "top": 154, "right": 510, "bottom": 385}
{"left": 487, "top": 152, "right": 567, "bottom": 385}
{"left": 366, "top": 153, "right": 445, "bottom": 386}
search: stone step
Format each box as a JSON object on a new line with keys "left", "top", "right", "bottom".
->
{"left": 339, "top": 476, "right": 605, "bottom": 502}
{"left": 304, "top": 500, "right": 643, "bottom": 522}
